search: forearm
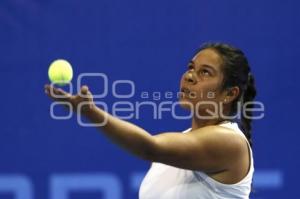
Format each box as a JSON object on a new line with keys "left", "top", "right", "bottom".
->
{"left": 84, "top": 106, "right": 155, "bottom": 159}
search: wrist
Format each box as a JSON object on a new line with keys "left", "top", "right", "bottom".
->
{"left": 80, "top": 103, "right": 97, "bottom": 116}
{"left": 80, "top": 104, "right": 109, "bottom": 127}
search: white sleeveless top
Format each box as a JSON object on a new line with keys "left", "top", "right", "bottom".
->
{"left": 139, "top": 121, "right": 254, "bottom": 199}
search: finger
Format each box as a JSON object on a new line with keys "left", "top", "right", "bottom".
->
{"left": 55, "top": 88, "right": 72, "bottom": 98}
{"left": 81, "top": 85, "right": 89, "bottom": 94}
{"left": 45, "top": 85, "right": 62, "bottom": 101}
{"left": 44, "top": 84, "right": 53, "bottom": 96}
{"left": 45, "top": 89, "right": 64, "bottom": 102}
{"left": 44, "top": 84, "right": 71, "bottom": 99}
{"left": 79, "top": 85, "right": 90, "bottom": 98}
{"left": 44, "top": 84, "right": 51, "bottom": 93}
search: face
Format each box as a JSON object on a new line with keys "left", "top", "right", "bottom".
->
{"left": 179, "top": 48, "right": 227, "bottom": 116}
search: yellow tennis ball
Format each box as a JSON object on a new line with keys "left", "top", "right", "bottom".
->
{"left": 48, "top": 59, "right": 73, "bottom": 86}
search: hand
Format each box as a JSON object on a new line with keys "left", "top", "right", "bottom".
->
{"left": 44, "top": 84, "right": 95, "bottom": 114}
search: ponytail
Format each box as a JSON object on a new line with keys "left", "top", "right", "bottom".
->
{"left": 240, "top": 73, "right": 257, "bottom": 147}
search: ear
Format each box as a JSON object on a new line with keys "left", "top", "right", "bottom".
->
{"left": 223, "top": 86, "right": 240, "bottom": 104}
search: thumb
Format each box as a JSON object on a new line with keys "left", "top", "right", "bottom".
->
{"left": 79, "top": 85, "right": 92, "bottom": 99}
{"left": 79, "top": 85, "right": 94, "bottom": 110}
{"left": 80, "top": 85, "right": 89, "bottom": 95}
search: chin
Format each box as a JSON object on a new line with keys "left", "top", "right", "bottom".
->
{"left": 178, "top": 98, "right": 193, "bottom": 110}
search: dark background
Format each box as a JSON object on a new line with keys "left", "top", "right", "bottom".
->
{"left": 0, "top": 0, "right": 298, "bottom": 198}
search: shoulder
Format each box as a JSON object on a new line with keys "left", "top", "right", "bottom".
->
{"left": 190, "top": 125, "right": 246, "bottom": 163}
{"left": 192, "top": 125, "right": 245, "bottom": 147}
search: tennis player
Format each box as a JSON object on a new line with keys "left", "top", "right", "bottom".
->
{"left": 45, "top": 43, "right": 256, "bottom": 199}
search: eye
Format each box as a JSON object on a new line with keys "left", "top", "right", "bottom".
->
{"left": 200, "top": 69, "right": 211, "bottom": 76}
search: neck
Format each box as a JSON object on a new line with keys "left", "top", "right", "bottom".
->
{"left": 190, "top": 105, "right": 233, "bottom": 130}
{"left": 191, "top": 117, "right": 227, "bottom": 130}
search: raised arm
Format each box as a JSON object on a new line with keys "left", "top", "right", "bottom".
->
{"left": 45, "top": 84, "right": 245, "bottom": 172}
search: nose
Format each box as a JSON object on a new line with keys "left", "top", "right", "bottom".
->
{"left": 184, "top": 70, "right": 197, "bottom": 84}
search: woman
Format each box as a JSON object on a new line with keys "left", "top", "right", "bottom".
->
{"left": 45, "top": 42, "right": 257, "bottom": 199}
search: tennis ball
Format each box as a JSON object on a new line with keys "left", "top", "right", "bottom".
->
{"left": 48, "top": 59, "right": 73, "bottom": 86}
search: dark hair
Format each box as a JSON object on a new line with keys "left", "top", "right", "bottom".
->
{"left": 198, "top": 43, "right": 257, "bottom": 147}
